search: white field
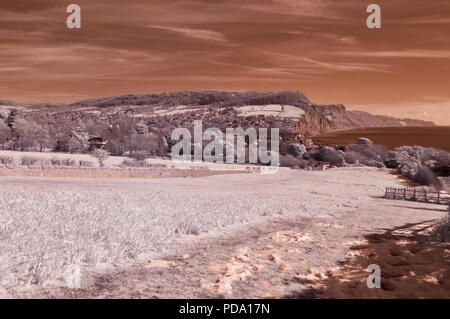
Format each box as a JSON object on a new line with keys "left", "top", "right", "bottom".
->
{"left": 127, "top": 104, "right": 306, "bottom": 119}
{"left": 0, "top": 166, "right": 446, "bottom": 297}
{"left": 234, "top": 104, "right": 305, "bottom": 118}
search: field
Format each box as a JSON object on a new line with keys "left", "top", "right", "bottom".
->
{"left": 0, "top": 150, "right": 263, "bottom": 181}
{"left": 312, "top": 126, "right": 450, "bottom": 151}
{"left": 1, "top": 166, "right": 448, "bottom": 298}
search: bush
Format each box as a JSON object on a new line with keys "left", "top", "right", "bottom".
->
{"left": 385, "top": 146, "right": 450, "bottom": 175}
{"left": 121, "top": 159, "right": 151, "bottom": 168}
{"left": 0, "top": 156, "right": 15, "bottom": 167}
{"left": 21, "top": 156, "right": 39, "bottom": 167}
{"left": 347, "top": 143, "right": 388, "bottom": 161}
{"left": 279, "top": 154, "right": 307, "bottom": 168}
{"left": 344, "top": 140, "right": 388, "bottom": 167}
{"left": 151, "top": 163, "right": 167, "bottom": 169}
{"left": 128, "top": 151, "right": 147, "bottom": 161}
{"left": 343, "top": 151, "right": 385, "bottom": 168}
{"left": 287, "top": 143, "right": 307, "bottom": 158}
{"left": 61, "top": 158, "right": 76, "bottom": 167}
{"left": 92, "top": 149, "right": 109, "bottom": 167}
{"left": 38, "top": 159, "right": 51, "bottom": 168}
{"left": 415, "top": 166, "right": 441, "bottom": 188}
{"left": 79, "top": 160, "right": 94, "bottom": 167}
{"left": 384, "top": 146, "right": 449, "bottom": 187}
{"left": 430, "top": 212, "right": 450, "bottom": 242}
{"left": 311, "top": 147, "right": 345, "bottom": 167}
{"left": 51, "top": 158, "right": 61, "bottom": 166}
{"left": 49, "top": 158, "right": 76, "bottom": 167}
{"left": 343, "top": 151, "right": 364, "bottom": 165}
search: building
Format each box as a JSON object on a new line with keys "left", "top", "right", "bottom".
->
{"left": 88, "top": 137, "right": 108, "bottom": 151}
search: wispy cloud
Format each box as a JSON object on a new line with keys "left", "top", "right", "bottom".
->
{"left": 300, "top": 58, "right": 392, "bottom": 73}
{"left": 284, "top": 31, "right": 358, "bottom": 45}
{"left": 398, "top": 15, "right": 450, "bottom": 25}
{"left": 338, "top": 50, "right": 450, "bottom": 59}
{"left": 238, "top": 0, "right": 339, "bottom": 18}
{"left": 148, "top": 25, "right": 228, "bottom": 43}
{"left": 256, "top": 51, "right": 392, "bottom": 74}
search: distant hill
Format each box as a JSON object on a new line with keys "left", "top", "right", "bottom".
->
{"left": 0, "top": 91, "right": 435, "bottom": 156}
{"left": 8, "top": 90, "right": 434, "bottom": 134}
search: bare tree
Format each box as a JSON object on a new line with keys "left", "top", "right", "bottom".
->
{"left": 0, "top": 120, "right": 10, "bottom": 150}
{"left": 92, "top": 149, "right": 109, "bottom": 167}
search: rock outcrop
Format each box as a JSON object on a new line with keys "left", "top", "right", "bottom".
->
{"left": 294, "top": 103, "right": 434, "bottom": 137}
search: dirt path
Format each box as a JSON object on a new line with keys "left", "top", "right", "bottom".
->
{"left": 298, "top": 220, "right": 450, "bottom": 299}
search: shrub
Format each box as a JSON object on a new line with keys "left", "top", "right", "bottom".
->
{"left": 122, "top": 159, "right": 140, "bottom": 168}
{"left": 385, "top": 146, "right": 450, "bottom": 176}
{"left": 343, "top": 151, "right": 385, "bottom": 168}
{"left": 0, "top": 156, "right": 15, "bottom": 167}
{"left": 121, "top": 159, "right": 151, "bottom": 168}
{"left": 51, "top": 158, "right": 62, "bottom": 166}
{"left": 128, "top": 151, "right": 147, "bottom": 161}
{"left": 38, "top": 159, "right": 51, "bottom": 168}
{"left": 343, "top": 151, "right": 364, "bottom": 164}
{"left": 430, "top": 212, "right": 450, "bottom": 242}
{"left": 21, "top": 156, "right": 39, "bottom": 167}
{"left": 280, "top": 154, "right": 307, "bottom": 168}
{"left": 61, "top": 158, "right": 76, "bottom": 167}
{"left": 79, "top": 160, "right": 94, "bottom": 167}
{"left": 92, "top": 149, "right": 109, "bottom": 167}
{"left": 415, "top": 166, "right": 441, "bottom": 188}
{"left": 287, "top": 143, "right": 307, "bottom": 158}
{"left": 151, "top": 163, "right": 167, "bottom": 169}
{"left": 311, "top": 147, "right": 344, "bottom": 167}
{"left": 347, "top": 143, "right": 388, "bottom": 161}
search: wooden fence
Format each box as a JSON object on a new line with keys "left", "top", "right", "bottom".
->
{"left": 384, "top": 187, "right": 450, "bottom": 205}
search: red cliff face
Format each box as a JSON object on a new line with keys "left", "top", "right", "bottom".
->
{"left": 294, "top": 103, "right": 434, "bottom": 137}
{"left": 294, "top": 105, "right": 336, "bottom": 136}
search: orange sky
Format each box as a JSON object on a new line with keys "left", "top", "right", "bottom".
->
{"left": 1, "top": 0, "right": 450, "bottom": 124}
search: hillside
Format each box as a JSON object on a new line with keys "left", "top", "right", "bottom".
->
{"left": 0, "top": 91, "right": 434, "bottom": 156}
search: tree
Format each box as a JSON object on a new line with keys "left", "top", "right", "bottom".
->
{"left": 92, "top": 149, "right": 109, "bottom": 167}
{"left": 0, "top": 120, "right": 11, "bottom": 150}
{"left": 13, "top": 119, "right": 38, "bottom": 151}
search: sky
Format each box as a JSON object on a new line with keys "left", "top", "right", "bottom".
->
{"left": 1, "top": 0, "right": 450, "bottom": 124}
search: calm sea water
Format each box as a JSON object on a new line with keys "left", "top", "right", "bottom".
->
{"left": 312, "top": 126, "right": 450, "bottom": 152}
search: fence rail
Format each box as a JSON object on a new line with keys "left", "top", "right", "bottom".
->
{"left": 384, "top": 187, "right": 450, "bottom": 205}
